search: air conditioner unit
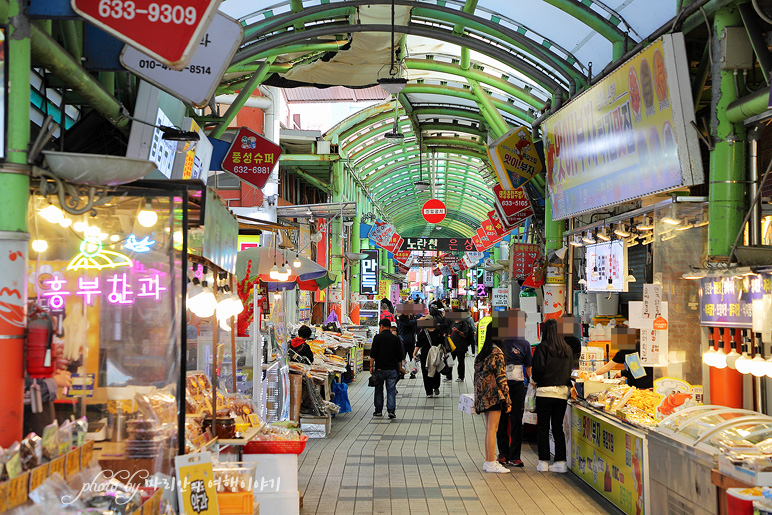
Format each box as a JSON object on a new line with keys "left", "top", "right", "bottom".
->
{"left": 316, "top": 140, "right": 331, "bottom": 154}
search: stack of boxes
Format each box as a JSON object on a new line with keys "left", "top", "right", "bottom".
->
{"left": 519, "top": 297, "right": 542, "bottom": 345}
{"left": 243, "top": 454, "right": 301, "bottom": 515}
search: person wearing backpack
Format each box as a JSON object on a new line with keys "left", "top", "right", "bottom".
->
{"left": 446, "top": 308, "right": 474, "bottom": 382}
{"left": 414, "top": 315, "right": 443, "bottom": 397}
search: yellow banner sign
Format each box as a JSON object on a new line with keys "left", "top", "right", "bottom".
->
{"left": 487, "top": 127, "right": 543, "bottom": 190}
{"left": 571, "top": 406, "right": 644, "bottom": 515}
{"left": 543, "top": 34, "right": 703, "bottom": 220}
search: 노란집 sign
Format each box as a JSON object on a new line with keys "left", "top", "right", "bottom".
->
{"left": 543, "top": 34, "right": 703, "bottom": 220}
{"left": 699, "top": 274, "right": 772, "bottom": 328}
{"left": 571, "top": 406, "right": 645, "bottom": 515}
{"left": 400, "top": 237, "right": 476, "bottom": 252}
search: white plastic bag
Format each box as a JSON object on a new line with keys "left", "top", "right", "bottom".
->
{"left": 525, "top": 382, "right": 537, "bottom": 413}
{"left": 410, "top": 358, "right": 419, "bottom": 375}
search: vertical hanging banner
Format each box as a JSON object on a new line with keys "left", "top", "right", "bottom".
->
{"left": 314, "top": 219, "right": 328, "bottom": 302}
{"left": 487, "top": 127, "right": 543, "bottom": 191}
{"left": 360, "top": 249, "right": 378, "bottom": 296}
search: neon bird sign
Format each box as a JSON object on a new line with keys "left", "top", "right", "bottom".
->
{"left": 124, "top": 234, "right": 155, "bottom": 253}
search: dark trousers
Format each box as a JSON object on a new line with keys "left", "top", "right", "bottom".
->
{"left": 373, "top": 369, "right": 399, "bottom": 413}
{"left": 450, "top": 349, "right": 466, "bottom": 379}
{"left": 419, "top": 349, "right": 441, "bottom": 395}
{"left": 536, "top": 396, "right": 568, "bottom": 462}
{"left": 496, "top": 380, "right": 525, "bottom": 460}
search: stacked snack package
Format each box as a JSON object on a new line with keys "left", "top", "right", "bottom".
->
{"left": 128, "top": 387, "right": 177, "bottom": 459}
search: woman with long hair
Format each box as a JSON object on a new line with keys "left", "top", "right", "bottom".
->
{"left": 473, "top": 327, "right": 511, "bottom": 473}
{"left": 531, "top": 318, "right": 573, "bottom": 473}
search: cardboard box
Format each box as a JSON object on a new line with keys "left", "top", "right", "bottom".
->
{"left": 300, "top": 415, "right": 331, "bottom": 438}
{"left": 520, "top": 297, "right": 539, "bottom": 314}
{"left": 458, "top": 402, "right": 477, "bottom": 415}
{"left": 289, "top": 373, "right": 303, "bottom": 424}
{"left": 718, "top": 454, "right": 772, "bottom": 486}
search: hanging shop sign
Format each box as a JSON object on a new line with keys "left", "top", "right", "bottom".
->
{"left": 570, "top": 406, "right": 645, "bottom": 515}
{"left": 367, "top": 220, "right": 396, "bottom": 247}
{"left": 220, "top": 127, "right": 282, "bottom": 189}
{"left": 492, "top": 287, "right": 508, "bottom": 311}
{"left": 171, "top": 117, "right": 212, "bottom": 182}
{"left": 487, "top": 126, "right": 543, "bottom": 190}
{"left": 543, "top": 33, "right": 704, "bottom": 220}
{"left": 488, "top": 211, "right": 509, "bottom": 237}
{"left": 120, "top": 12, "right": 243, "bottom": 107}
{"left": 471, "top": 233, "right": 484, "bottom": 252}
{"left": 699, "top": 274, "right": 772, "bottom": 328}
{"left": 175, "top": 452, "right": 219, "bottom": 515}
{"left": 73, "top": 0, "right": 220, "bottom": 69}
{"left": 378, "top": 280, "right": 389, "bottom": 298}
{"left": 360, "top": 249, "right": 378, "bottom": 295}
{"left": 512, "top": 243, "right": 540, "bottom": 278}
{"left": 393, "top": 251, "right": 414, "bottom": 268}
{"left": 422, "top": 199, "right": 447, "bottom": 224}
{"left": 202, "top": 188, "right": 238, "bottom": 273}
{"left": 493, "top": 185, "right": 530, "bottom": 217}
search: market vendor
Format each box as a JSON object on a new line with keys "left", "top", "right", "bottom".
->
{"left": 592, "top": 327, "right": 653, "bottom": 389}
{"left": 289, "top": 325, "right": 315, "bottom": 364}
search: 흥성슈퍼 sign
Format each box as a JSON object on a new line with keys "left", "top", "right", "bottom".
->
{"left": 542, "top": 34, "right": 703, "bottom": 220}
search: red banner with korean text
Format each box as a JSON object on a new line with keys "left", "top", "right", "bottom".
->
{"left": 314, "top": 218, "right": 328, "bottom": 302}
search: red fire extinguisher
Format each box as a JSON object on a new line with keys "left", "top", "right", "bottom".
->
{"left": 27, "top": 311, "right": 55, "bottom": 378}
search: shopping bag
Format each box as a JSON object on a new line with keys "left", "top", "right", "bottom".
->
{"left": 368, "top": 370, "right": 382, "bottom": 387}
{"left": 445, "top": 335, "right": 456, "bottom": 353}
{"left": 443, "top": 353, "right": 456, "bottom": 370}
{"left": 410, "top": 358, "right": 419, "bottom": 375}
{"left": 331, "top": 381, "right": 351, "bottom": 414}
{"left": 524, "top": 382, "right": 537, "bottom": 413}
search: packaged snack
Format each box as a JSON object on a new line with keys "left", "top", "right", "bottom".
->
{"left": 58, "top": 420, "right": 73, "bottom": 456}
{"left": 135, "top": 387, "right": 176, "bottom": 426}
{"left": 41, "top": 420, "right": 59, "bottom": 461}
{"left": 72, "top": 417, "right": 88, "bottom": 448}
{"left": 20, "top": 433, "right": 42, "bottom": 471}
{"left": 3, "top": 442, "right": 22, "bottom": 480}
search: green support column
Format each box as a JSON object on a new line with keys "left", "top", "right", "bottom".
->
{"left": 0, "top": 0, "right": 30, "bottom": 447}
{"left": 351, "top": 190, "right": 361, "bottom": 295}
{"left": 708, "top": 8, "right": 747, "bottom": 258}
{"left": 544, "top": 197, "right": 565, "bottom": 252}
{"left": 468, "top": 78, "right": 509, "bottom": 138}
{"left": 493, "top": 246, "right": 501, "bottom": 287}
{"left": 330, "top": 161, "right": 344, "bottom": 295}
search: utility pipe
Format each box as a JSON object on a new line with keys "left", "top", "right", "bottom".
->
{"left": 214, "top": 94, "right": 273, "bottom": 110}
{"left": 749, "top": 127, "right": 761, "bottom": 246}
{"left": 468, "top": 79, "right": 509, "bottom": 138}
{"left": 726, "top": 88, "right": 769, "bottom": 124}
{"left": 210, "top": 57, "right": 276, "bottom": 139}
{"left": 0, "top": 0, "right": 29, "bottom": 447}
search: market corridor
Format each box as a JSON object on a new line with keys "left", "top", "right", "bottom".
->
{"left": 297, "top": 358, "right": 619, "bottom": 515}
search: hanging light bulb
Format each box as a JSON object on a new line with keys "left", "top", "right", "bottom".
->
{"left": 570, "top": 234, "right": 583, "bottom": 247}
{"left": 711, "top": 328, "right": 727, "bottom": 369}
{"left": 662, "top": 205, "right": 680, "bottom": 226}
{"left": 750, "top": 352, "right": 767, "bottom": 377}
{"left": 614, "top": 223, "right": 631, "bottom": 238}
{"left": 735, "top": 334, "right": 753, "bottom": 374}
{"left": 216, "top": 292, "right": 233, "bottom": 319}
{"left": 702, "top": 335, "right": 717, "bottom": 366}
{"left": 726, "top": 330, "right": 741, "bottom": 370}
{"left": 293, "top": 253, "right": 302, "bottom": 268}
{"left": 582, "top": 231, "right": 596, "bottom": 245}
{"left": 219, "top": 317, "right": 232, "bottom": 332}
{"left": 597, "top": 227, "right": 610, "bottom": 241}
{"left": 31, "top": 240, "right": 48, "bottom": 253}
{"left": 637, "top": 216, "right": 654, "bottom": 231}
{"left": 193, "top": 280, "right": 216, "bottom": 318}
{"left": 138, "top": 199, "right": 158, "bottom": 228}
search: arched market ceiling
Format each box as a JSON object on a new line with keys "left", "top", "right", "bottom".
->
{"left": 219, "top": 0, "right": 677, "bottom": 237}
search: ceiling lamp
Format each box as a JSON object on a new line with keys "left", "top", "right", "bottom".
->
{"left": 269, "top": 263, "right": 281, "bottom": 280}
{"left": 662, "top": 205, "right": 680, "bottom": 226}
{"left": 626, "top": 269, "right": 636, "bottom": 283}
{"left": 378, "top": 77, "right": 407, "bottom": 94}
{"left": 293, "top": 253, "right": 302, "bottom": 268}
{"left": 569, "top": 234, "right": 583, "bottom": 247}
{"left": 726, "top": 329, "right": 741, "bottom": 370}
{"left": 713, "top": 329, "right": 727, "bottom": 369}
{"left": 159, "top": 126, "right": 200, "bottom": 153}
{"left": 597, "top": 227, "right": 610, "bottom": 241}
{"left": 138, "top": 199, "right": 158, "bottom": 228}
{"left": 637, "top": 216, "right": 654, "bottom": 231}
{"left": 415, "top": 151, "right": 430, "bottom": 191}
{"left": 614, "top": 223, "right": 630, "bottom": 238}
{"left": 582, "top": 231, "right": 596, "bottom": 245}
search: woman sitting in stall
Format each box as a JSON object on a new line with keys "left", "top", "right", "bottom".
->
{"left": 289, "top": 325, "right": 315, "bottom": 364}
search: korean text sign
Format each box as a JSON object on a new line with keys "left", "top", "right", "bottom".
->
{"left": 571, "top": 406, "right": 645, "bottom": 515}
{"left": 221, "top": 127, "right": 282, "bottom": 189}
{"left": 542, "top": 34, "right": 703, "bottom": 220}
{"left": 699, "top": 274, "right": 772, "bottom": 328}
{"left": 360, "top": 250, "right": 378, "bottom": 295}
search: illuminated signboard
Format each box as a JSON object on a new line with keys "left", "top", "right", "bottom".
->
{"left": 360, "top": 249, "right": 378, "bottom": 295}
{"left": 585, "top": 240, "right": 627, "bottom": 293}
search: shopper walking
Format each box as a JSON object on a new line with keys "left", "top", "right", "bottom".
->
{"left": 414, "top": 316, "right": 443, "bottom": 397}
{"left": 397, "top": 309, "right": 418, "bottom": 362}
{"left": 446, "top": 308, "right": 475, "bottom": 382}
{"left": 370, "top": 318, "right": 403, "bottom": 419}
{"left": 531, "top": 318, "right": 573, "bottom": 473}
{"left": 473, "top": 327, "right": 511, "bottom": 473}
{"left": 494, "top": 310, "right": 531, "bottom": 468}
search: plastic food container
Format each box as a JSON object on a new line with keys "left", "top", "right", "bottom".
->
{"left": 727, "top": 488, "right": 764, "bottom": 515}
{"left": 213, "top": 462, "right": 257, "bottom": 493}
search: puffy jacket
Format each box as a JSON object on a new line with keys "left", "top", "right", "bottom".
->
{"left": 289, "top": 337, "right": 314, "bottom": 364}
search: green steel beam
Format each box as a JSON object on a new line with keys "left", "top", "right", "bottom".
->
{"left": 708, "top": 7, "right": 747, "bottom": 258}
{"left": 227, "top": 41, "right": 349, "bottom": 72}
{"left": 242, "top": 6, "right": 355, "bottom": 42}
{"left": 469, "top": 78, "right": 509, "bottom": 138}
{"left": 404, "top": 58, "right": 545, "bottom": 110}
{"left": 355, "top": 144, "right": 486, "bottom": 175}
{"left": 726, "top": 88, "right": 769, "bottom": 124}
{"left": 210, "top": 57, "right": 276, "bottom": 138}
{"left": 539, "top": 0, "right": 627, "bottom": 46}
{"left": 327, "top": 102, "right": 400, "bottom": 138}
{"left": 61, "top": 20, "right": 81, "bottom": 62}
{"left": 401, "top": 84, "right": 533, "bottom": 123}
{"left": 280, "top": 154, "right": 341, "bottom": 162}
{"left": 286, "top": 167, "right": 332, "bottom": 193}
{"left": 412, "top": 106, "right": 486, "bottom": 123}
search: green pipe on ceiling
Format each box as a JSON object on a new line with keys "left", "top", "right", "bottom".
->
{"left": 404, "top": 58, "right": 545, "bottom": 110}
{"left": 401, "top": 84, "right": 533, "bottom": 123}
{"left": 468, "top": 78, "right": 510, "bottom": 138}
{"left": 226, "top": 41, "right": 349, "bottom": 73}
{"left": 210, "top": 57, "right": 277, "bottom": 138}
{"left": 327, "top": 102, "right": 401, "bottom": 137}
{"left": 242, "top": 6, "right": 355, "bottom": 41}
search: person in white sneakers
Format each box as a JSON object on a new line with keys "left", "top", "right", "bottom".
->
{"left": 473, "top": 326, "right": 511, "bottom": 473}
{"left": 531, "top": 319, "right": 572, "bottom": 473}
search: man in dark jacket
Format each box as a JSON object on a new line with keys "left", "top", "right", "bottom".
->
{"left": 370, "top": 318, "right": 403, "bottom": 418}
{"left": 446, "top": 308, "right": 475, "bottom": 382}
{"left": 289, "top": 325, "right": 314, "bottom": 364}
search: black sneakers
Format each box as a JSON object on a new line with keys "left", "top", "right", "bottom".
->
{"left": 388, "top": 411, "right": 396, "bottom": 419}
{"left": 434, "top": 389, "right": 440, "bottom": 396}
{"left": 373, "top": 411, "right": 383, "bottom": 417}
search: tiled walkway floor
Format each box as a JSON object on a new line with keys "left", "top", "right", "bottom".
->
{"left": 298, "top": 356, "right": 621, "bottom": 514}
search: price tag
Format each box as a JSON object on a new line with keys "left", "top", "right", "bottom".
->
{"left": 66, "top": 449, "right": 81, "bottom": 478}
{"left": 49, "top": 456, "right": 66, "bottom": 478}
{"left": 6, "top": 472, "right": 29, "bottom": 509}
{"left": 625, "top": 352, "right": 647, "bottom": 379}
{"left": 82, "top": 440, "right": 94, "bottom": 468}
{"left": 0, "top": 480, "right": 8, "bottom": 512}
{"left": 29, "top": 464, "right": 49, "bottom": 492}
{"left": 248, "top": 414, "right": 260, "bottom": 427}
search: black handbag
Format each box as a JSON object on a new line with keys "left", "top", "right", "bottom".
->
{"left": 368, "top": 370, "right": 381, "bottom": 387}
